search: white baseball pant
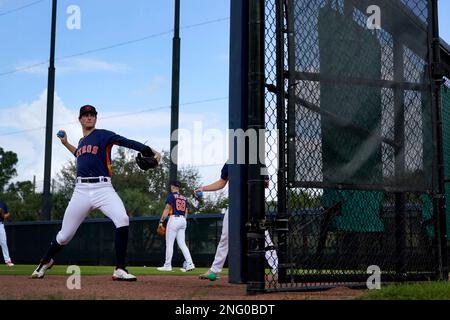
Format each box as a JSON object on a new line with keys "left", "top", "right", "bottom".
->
{"left": 163, "top": 215, "right": 193, "bottom": 267}
{"left": 210, "top": 209, "right": 279, "bottom": 275}
{"left": 56, "top": 179, "right": 129, "bottom": 245}
{"left": 0, "top": 223, "right": 12, "bottom": 263}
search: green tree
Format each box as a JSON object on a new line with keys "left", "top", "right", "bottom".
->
{"left": 2, "top": 180, "right": 41, "bottom": 221}
{"left": 194, "top": 189, "right": 229, "bottom": 213}
{"left": 0, "top": 147, "right": 18, "bottom": 192}
{"left": 52, "top": 160, "right": 77, "bottom": 220}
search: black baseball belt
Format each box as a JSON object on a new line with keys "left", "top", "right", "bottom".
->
{"left": 77, "top": 177, "right": 110, "bottom": 183}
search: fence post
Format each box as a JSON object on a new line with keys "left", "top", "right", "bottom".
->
{"left": 247, "top": 0, "right": 266, "bottom": 294}
{"left": 430, "top": 0, "right": 448, "bottom": 280}
{"left": 274, "top": 0, "right": 288, "bottom": 285}
{"left": 229, "top": 0, "right": 250, "bottom": 284}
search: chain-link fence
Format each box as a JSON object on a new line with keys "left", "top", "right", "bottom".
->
{"left": 260, "top": 0, "right": 446, "bottom": 292}
{"left": 443, "top": 80, "right": 450, "bottom": 239}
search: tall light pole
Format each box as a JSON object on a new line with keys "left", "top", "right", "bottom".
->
{"left": 41, "top": 0, "right": 58, "bottom": 220}
{"left": 169, "top": 0, "right": 181, "bottom": 186}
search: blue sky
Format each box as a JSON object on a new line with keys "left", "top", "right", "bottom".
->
{"left": 0, "top": 0, "right": 230, "bottom": 109}
{"left": 0, "top": 0, "right": 449, "bottom": 189}
{"left": 0, "top": 0, "right": 230, "bottom": 187}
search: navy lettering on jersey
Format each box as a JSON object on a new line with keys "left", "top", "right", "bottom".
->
{"left": 166, "top": 192, "right": 187, "bottom": 216}
{"left": 75, "top": 129, "right": 148, "bottom": 177}
{"left": 0, "top": 201, "right": 9, "bottom": 222}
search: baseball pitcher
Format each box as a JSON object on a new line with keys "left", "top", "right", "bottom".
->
{"left": 31, "top": 105, "right": 160, "bottom": 281}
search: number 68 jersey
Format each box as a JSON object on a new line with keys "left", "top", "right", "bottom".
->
{"left": 166, "top": 192, "right": 187, "bottom": 216}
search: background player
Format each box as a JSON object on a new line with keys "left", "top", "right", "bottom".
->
{"left": 157, "top": 181, "right": 195, "bottom": 272}
{"left": 31, "top": 105, "right": 160, "bottom": 281}
{"left": 194, "top": 163, "right": 278, "bottom": 280}
{"left": 0, "top": 200, "right": 14, "bottom": 267}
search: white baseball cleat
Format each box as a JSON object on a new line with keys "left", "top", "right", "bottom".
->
{"left": 199, "top": 269, "right": 219, "bottom": 279}
{"left": 31, "top": 259, "right": 54, "bottom": 279}
{"left": 5, "top": 261, "right": 14, "bottom": 267}
{"left": 157, "top": 266, "right": 173, "bottom": 272}
{"left": 180, "top": 263, "right": 195, "bottom": 272}
{"left": 112, "top": 268, "right": 137, "bottom": 282}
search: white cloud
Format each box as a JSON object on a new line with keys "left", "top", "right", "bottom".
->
{"left": 132, "top": 76, "right": 168, "bottom": 96}
{"left": 0, "top": 90, "right": 228, "bottom": 189}
{"left": 13, "top": 57, "right": 128, "bottom": 76}
{"left": 69, "top": 58, "right": 128, "bottom": 73}
{"left": 0, "top": 91, "right": 80, "bottom": 189}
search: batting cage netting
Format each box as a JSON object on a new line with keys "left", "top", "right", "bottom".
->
{"left": 255, "top": 0, "right": 448, "bottom": 292}
{"left": 443, "top": 79, "right": 450, "bottom": 240}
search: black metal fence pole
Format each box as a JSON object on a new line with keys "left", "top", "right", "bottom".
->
{"left": 42, "top": 0, "right": 58, "bottom": 221}
{"left": 275, "top": 0, "right": 288, "bottom": 284}
{"left": 247, "top": 0, "right": 266, "bottom": 294}
{"left": 229, "top": 0, "right": 250, "bottom": 284}
{"left": 430, "top": 0, "right": 448, "bottom": 280}
{"left": 169, "top": 0, "right": 181, "bottom": 186}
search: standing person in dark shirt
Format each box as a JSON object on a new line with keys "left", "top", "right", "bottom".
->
{"left": 31, "top": 105, "right": 160, "bottom": 281}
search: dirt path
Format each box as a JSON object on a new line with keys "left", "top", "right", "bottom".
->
{"left": 0, "top": 275, "right": 366, "bottom": 300}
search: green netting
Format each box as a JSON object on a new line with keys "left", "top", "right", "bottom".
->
{"left": 442, "top": 82, "right": 450, "bottom": 236}
{"left": 322, "top": 190, "right": 384, "bottom": 232}
{"left": 319, "top": 5, "right": 383, "bottom": 186}
{"left": 421, "top": 194, "right": 434, "bottom": 237}
{"left": 319, "top": 5, "right": 383, "bottom": 232}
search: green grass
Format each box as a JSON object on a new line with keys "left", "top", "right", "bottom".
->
{"left": 0, "top": 264, "right": 219, "bottom": 276}
{"left": 358, "top": 281, "right": 450, "bottom": 300}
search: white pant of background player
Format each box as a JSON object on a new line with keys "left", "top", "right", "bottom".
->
{"left": 0, "top": 223, "right": 12, "bottom": 263}
{"left": 211, "top": 209, "right": 279, "bottom": 275}
{"left": 162, "top": 215, "right": 194, "bottom": 269}
{"left": 56, "top": 178, "right": 129, "bottom": 246}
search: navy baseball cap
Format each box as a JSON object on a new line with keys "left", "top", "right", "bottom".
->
{"left": 79, "top": 105, "right": 98, "bottom": 118}
{"left": 170, "top": 180, "right": 182, "bottom": 188}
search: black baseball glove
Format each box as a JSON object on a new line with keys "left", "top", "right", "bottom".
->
{"left": 136, "top": 153, "right": 158, "bottom": 170}
{"left": 136, "top": 146, "right": 159, "bottom": 170}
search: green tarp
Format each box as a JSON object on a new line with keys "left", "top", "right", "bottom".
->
{"left": 318, "top": 5, "right": 384, "bottom": 232}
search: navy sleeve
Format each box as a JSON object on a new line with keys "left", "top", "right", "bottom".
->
{"left": 220, "top": 163, "right": 229, "bottom": 180}
{"left": 103, "top": 130, "right": 148, "bottom": 152}
{"left": 165, "top": 193, "right": 174, "bottom": 206}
